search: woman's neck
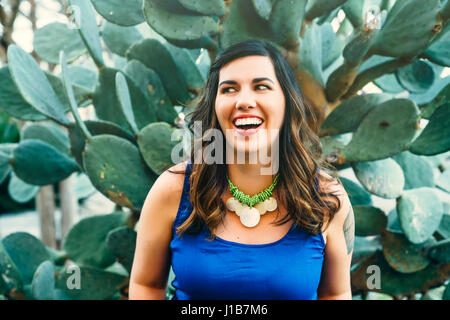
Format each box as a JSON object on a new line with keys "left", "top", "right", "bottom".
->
{"left": 226, "top": 162, "right": 279, "bottom": 196}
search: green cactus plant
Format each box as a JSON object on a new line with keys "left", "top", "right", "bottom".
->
{"left": 0, "top": 0, "right": 449, "bottom": 300}
{"left": 0, "top": 211, "right": 135, "bottom": 300}
{"left": 31, "top": 261, "right": 56, "bottom": 300}
{"left": 105, "top": 226, "right": 137, "bottom": 274}
{"left": 0, "top": 114, "right": 37, "bottom": 213}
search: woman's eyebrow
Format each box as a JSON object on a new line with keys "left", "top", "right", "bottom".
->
{"left": 218, "top": 80, "right": 237, "bottom": 87}
{"left": 253, "top": 77, "right": 274, "bottom": 84}
{"left": 218, "top": 77, "right": 274, "bottom": 87}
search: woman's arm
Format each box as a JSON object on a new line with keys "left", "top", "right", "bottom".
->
{"left": 129, "top": 163, "right": 186, "bottom": 300}
{"left": 316, "top": 177, "right": 355, "bottom": 300}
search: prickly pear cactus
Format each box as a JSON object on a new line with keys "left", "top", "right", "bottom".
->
{"left": 0, "top": 0, "right": 449, "bottom": 300}
{"left": 0, "top": 212, "right": 134, "bottom": 300}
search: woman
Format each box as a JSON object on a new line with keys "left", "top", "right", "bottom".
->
{"left": 129, "top": 40, "right": 355, "bottom": 300}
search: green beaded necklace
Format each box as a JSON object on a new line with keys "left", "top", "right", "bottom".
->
{"left": 227, "top": 173, "right": 280, "bottom": 208}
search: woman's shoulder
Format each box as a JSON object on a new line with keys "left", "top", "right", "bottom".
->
{"left": 143, "top": 160, "right": 189, "bottom": 226}
{"left": 316, "top": 169, "right": 342, "bottom": 194}
{"left": 158, "top": 160, "right": 189, "bottom": 200}
{"left": 316, "top": 168, "right": 352, "bottom": 231}
{"left": 164, "top": 160, "right": 189, "bottom": 178}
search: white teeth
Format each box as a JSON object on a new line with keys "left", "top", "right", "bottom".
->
{"left": 234, "top": 118, "right": 263, "bottom": 126}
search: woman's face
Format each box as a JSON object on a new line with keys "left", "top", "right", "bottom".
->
{"left": 214, "top": 55, "right": 286, "bottom": 159}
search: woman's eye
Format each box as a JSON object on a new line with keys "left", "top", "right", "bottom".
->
{"left": 221, "top": 87, "right": 236, "bottom": 93}
{"left": 255, "top": 84, "right": 269, "bottom": 90}
{"left": 221, "top": 85, "right": 269, "bottom": 93}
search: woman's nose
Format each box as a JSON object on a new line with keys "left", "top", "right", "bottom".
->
{"left": 235, "top": 90, "right": 257, "bottom": 110}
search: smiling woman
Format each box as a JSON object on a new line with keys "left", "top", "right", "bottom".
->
{"left": 129, "top": 39, "right": 354, "bottom": 300}
{"left": 215, "top": 55, "right": 285, "bottom": 156}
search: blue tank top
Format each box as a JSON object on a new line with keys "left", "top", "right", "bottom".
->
{"left": 169, "top": 162, "right": 325, "bottom": 300}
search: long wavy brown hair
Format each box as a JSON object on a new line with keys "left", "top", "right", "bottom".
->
{"left": 170, "top": 39, "right": 342, "bottom": 240}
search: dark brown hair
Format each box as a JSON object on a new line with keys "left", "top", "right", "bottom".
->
{"left": 170, "top": 39, "right": 342, "bottom": 240}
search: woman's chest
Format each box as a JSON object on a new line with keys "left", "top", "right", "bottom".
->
{"left": 215, "top": 194, "right": 327, "bottom": 246}
{"left": 214, "top": 210, "right": 294, "bottom": 245}
{"left": 170, "top": 229, "right": 326, "bottom": 299}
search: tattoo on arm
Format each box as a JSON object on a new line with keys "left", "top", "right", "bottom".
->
{"left": 343, "top": 205, "right": 355, "bottom": 255}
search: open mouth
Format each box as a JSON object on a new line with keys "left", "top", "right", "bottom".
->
{"left": 234, "top": 123, "right": 263, "bottom": 130}
{"left": 232, "top": 119, "right": 264, "bottom": 137}
{"left": 233, "top": 119, "right": 264, "bottom": 131}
